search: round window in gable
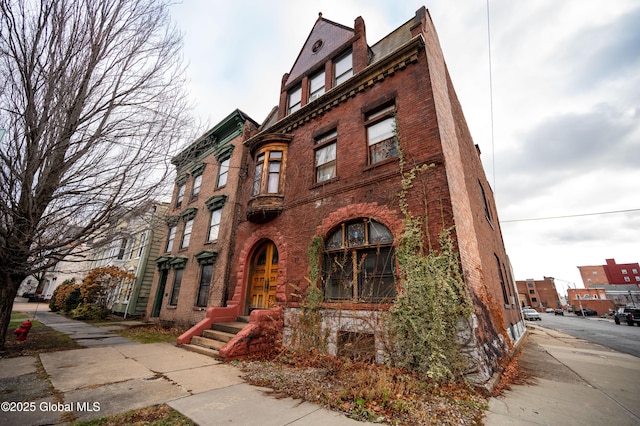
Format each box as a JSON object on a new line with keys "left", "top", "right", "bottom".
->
{"left": 312, "top": 39, "right": 323, "bottom": 53}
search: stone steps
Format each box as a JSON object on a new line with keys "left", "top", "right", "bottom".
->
{"left": 181, "top": 316, "right": 250, "bottom": 359}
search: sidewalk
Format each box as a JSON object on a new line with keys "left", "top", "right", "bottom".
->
{"left": 2, "top": 305, "right": 366, "bottom": 425}
{"left": 484, "top": 323, "right": 640, "bottom": 425}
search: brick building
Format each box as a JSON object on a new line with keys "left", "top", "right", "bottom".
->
{"left": 145, "top": 110, "right": 258, "bottom": 326}
{"left": 566, "top": 288, "right": 615, "bottom": 315}
{"left": 176, "top": 7, "right": 522, "bottom": 384}
{"left": 516, "top": 277, "right": 560, "bottom": 311}
{"left": 578, "top": 258, "right": 640, "bottom": 287}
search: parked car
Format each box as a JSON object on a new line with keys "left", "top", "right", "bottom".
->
{"left": 574, "top": 308, "right": 598, "bottom": 316}
{"left": 614, "top": 306, "right": 640, "bottom": 326}
{"left": 523, "top": 309, "right": 542, "bottom": 321}
{"left": 545, "top": 308, "right": 555, "bottom": 313}
{"left": 554, "top": 309, "right": 564, "bottom": 316}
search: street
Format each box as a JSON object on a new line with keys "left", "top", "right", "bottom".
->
{"left": 533, "top": 311, "right": 640, "bottom": 358}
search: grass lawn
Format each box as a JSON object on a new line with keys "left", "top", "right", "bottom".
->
{"left": 2, "top": 313, "right": 80, "bottom": 358}
{"left": 112, "top": 324, "right": 184, "bottom": 344}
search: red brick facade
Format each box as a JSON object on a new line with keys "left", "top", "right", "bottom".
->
{"left": 166, "top": 7, "right": 522, "bottom": 384}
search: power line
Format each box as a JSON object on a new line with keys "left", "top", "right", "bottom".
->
{"left": 501, "top": 208, "right": 640, "bottom": 223}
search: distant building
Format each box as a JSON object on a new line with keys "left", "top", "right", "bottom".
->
{"left": 566, "top": 287, "right": 615, "bottom": 315}
{"left": 578, "top": 258, "right": 640, "bottom": 287}
{"left": 516, "top": 277, "right": 560, "bottom": 310}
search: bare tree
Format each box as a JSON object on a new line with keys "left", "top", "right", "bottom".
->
{"left": 0, "top": 0, "right": 191, "bottom": 348}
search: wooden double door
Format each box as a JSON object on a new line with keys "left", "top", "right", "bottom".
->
{"left": 248, "top": 241, "right": 278, "bottom": 310}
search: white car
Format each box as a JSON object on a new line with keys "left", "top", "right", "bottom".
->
{"left": 545, "top": 308, "right": 555, "bottom": 313}
{"left": 523, "top": 309, "right": 542, "bottom": 321}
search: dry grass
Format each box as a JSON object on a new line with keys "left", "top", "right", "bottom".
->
{"left": 239, "top": 349, "right": 487, "bottom": 425}
{"left": 72, "top": 404, "right": 194, "bottom": 426}
{"left": 1, "top": 321, "right": 80, "bottom": 358}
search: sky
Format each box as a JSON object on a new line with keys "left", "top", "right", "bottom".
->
{"left": 169, "top": 0, "right": 640, "bottom": 295}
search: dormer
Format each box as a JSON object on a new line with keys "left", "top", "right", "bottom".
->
{"left": 277, "top": 13, "right": 371, "bottom": 121}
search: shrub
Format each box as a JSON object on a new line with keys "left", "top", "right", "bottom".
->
{"left": 69, "top": 304, "right": 110, "bottom": 321}
{"left": 49, "top": 279, "right": 81, "bottom": 313}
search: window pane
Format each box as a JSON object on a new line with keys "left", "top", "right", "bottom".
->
{"left": 192, "top": 175, "right": 202, "bottom": 197}
{"left": 270, "top": 151, "right": 282, "bottom": 159}
{"left": 316, "top": 162, "right": 336, "bottom": 182}
{"left": 176, "top": 184, "right": 185, "bottom": 207}
{"left": 367, "top": 117, "right": 394, "bottom": 145}
{"left": 324, "top": 252, "right": 353, "bottom": 300}
{"left": 181, "top": 220, "right": 193, "bottom": 249}
{"left": 325, "top": 228, "right": 343, "bottom": 250}
{"left": 334, "top": 52, "right": 353, "bottom": 85}
{"left": 315, "top": 143, "right": 335, "bottom": 165}
{"left": 166, "top": 226, "right": 176, "bottom": 252}
{"left": 218, "top": 158, "right": 230, "bottom": 187}
{"left": 309, "top": 70, "right": 325, "bottom": 101}
{"left": 169, "top": 269, "right": 183, "bottom": 306}
{"left": 288, "top": 86, "right": 301, "bottom": 114}
{"left": 267, "top": 162, "right": 280, "bottom": 193}
{"left": 208, "top": 209, "right": 221, "bottom": 241}
{"left": 347, "top": 222, "right": 366, "bottom": 247}
{"left": 196, "top": 264, "right": 213, "bottom": 307}
{"left": 369, "top": 137, "right": 398, "bottom": 164}
{"left": 359, "top": 247, "right": 396, "bottom": 301}
{"left": 369, "top": 221, "right": 393, "bottom": 244}
{"left": 253, "top": 162, "right": 262, "bottom": 196}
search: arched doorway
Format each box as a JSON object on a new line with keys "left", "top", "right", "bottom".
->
{"left": 248, "top": 241, "right": 279, "bottom": 310}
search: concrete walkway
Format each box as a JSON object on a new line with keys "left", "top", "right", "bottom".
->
{"left": 3, "top": 305, "right": 366, "bottom": 425}
{"left": 484, "top": 323, "right": 640, "bottom": 425}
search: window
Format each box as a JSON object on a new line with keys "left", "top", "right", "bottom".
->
{"left": 334, "top": 50, "right": 353, "bottom": 86}
{"left": 176, "top": 184, "right": 185, "bottom": 208}
{"left": 323, "top": 219, "right": 395, "bottom": 302}
{"left": 181, "top": 219, "right": 193, "bottom": 249}
{"left": 529, "top": 290, "right": 535, "bottom": 295}
{"left": 191, "top": 174, "right": 202, "bottom": 199}
{"left": 137, "top": 231, "right": 148, "bottom": 258}
{"left": 633, "top": 269, "right": 638, "bottom": 274}
{"left": 267, "top": 151, "right": 282, "bottom": 193}
{"left": 253, "top": 148, "right": 286, "bottom": 196}
{"left": 531, "top": 298, "right": 537, "bottom": 303}
{"left": 622, "top": 269, "right": 628, "bottom": 274}
{"left": 315, "top": 130, "right": 337, "bottom": 182}
{"left": 479, "top": 181, "right": 492, "bottom": 221}
{"left": 635, "top": 276, "right": 640, "bottom": 281}
{"left": 116, "top": 239, "right": 127, "bottom": 260}
{"left": 527, "top": 283, "right": 534, "bottom": 288}
{"left": 625, "top": 276, "right": 631, "bottom": 282}
{"left": 217, "top": 158, "right": 230, "bottom": 188}
{"left": 593, "top": 271, "right": 598, "bottom": 276}
{"left": 166, "top": 226, "right": 176, "bottom": 252}
{"left": 124, "top": 238, "right": 134, "bottom": 260}
{"left": 496, "top": 255, "right": 509, "bottom": 305}
{"left": 208, "top": 208, "right": 222, "bottom": 242}
{"left": 365, "top": 104, "right": 397, "bottom": 164}
{"left": 196, "top": 264, "right": 213, "bottom": 307}
{"left": 288, "top": 85, "right": 301, "bottom": 115}
{"left": 169, "top": 269, "right": 183, "bottom": 306}
{"left": 309, "top": 70, "right": 325, "bottom": 101}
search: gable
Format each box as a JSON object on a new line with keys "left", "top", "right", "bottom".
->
{"left": 285, "top": 17, "right": 354, "bottom": 86}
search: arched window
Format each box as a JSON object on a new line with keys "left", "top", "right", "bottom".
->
{"left": 323, "top": 219, "right": 395, "bottom": 302}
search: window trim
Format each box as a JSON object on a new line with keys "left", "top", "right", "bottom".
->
{"left": 176, "top": 183, "right": 186, "bottom": 208}
{"left": 181, "top": 219, "right": 194, "bottom": 249}
{"left": 165, "top": 226, "right": 177, "bottom": 253}
{"left": 309, "top": 69, "right": 326, "bottom": 102}
{"left": 314, "top": 129, "right": 337, "bottom": 183}
{"left": 191, "top": 174, "right": 203, "bottom": 200}
{"left": 207, "top": 208, "right": 222, "bottom": 242}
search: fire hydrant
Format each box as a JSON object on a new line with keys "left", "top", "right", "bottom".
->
{"left": 14, "top": 320, "right": 32, "bottom": 342}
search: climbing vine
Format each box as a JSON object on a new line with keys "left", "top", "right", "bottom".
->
{"left": 385, "top": 121, "right": 473, "bottom": 383}
{"left": 289, "top": 236, "right": 327, "bottom": 352}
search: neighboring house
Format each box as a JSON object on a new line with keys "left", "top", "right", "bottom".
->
{"left": 38, "top": 243, "right": 92, "bottom": 300}
{"left": 175, "top": 7, "right": 522, "bottom": 385}
{"left": 578, "top": 258, "right": 640, "bottom": 286}
{"left": 516, "top": 277, "right": 560, "bottom": 310}
{"left": 146, "top": 110, "right": 258, "bottom": 326}
{"left": 89, "top": 202, "right": 169, "bottom": 317}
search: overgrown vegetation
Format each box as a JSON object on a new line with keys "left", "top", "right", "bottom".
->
{"left": 113, "top": 324, "right": 185, "bottom": 344}
{"left": 72, "top": 404, "right": 195, "bottom": 426}
{"left": 384, "top": 134, "right": 473, "bottom": 383}
{"left": 287, "top": 236, "right": 328, "bottom": 352}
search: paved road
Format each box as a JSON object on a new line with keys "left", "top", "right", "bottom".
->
{"left": 534, "top": 312, "right": 640, "bottom": 358}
